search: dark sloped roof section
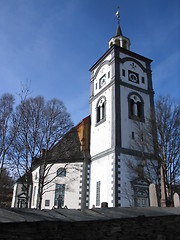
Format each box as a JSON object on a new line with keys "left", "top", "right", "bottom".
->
{"left": 16, "top": 172, "right": 32, "bottom": 184}
{"left": 46, "top": 116, "right": 91, "bottom": 163}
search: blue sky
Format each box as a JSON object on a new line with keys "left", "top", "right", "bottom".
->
{"left": 0, "top": 0, "right": 179, "bottom": 125}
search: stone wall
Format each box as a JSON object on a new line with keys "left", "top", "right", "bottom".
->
{"left": 0, "top": 208, "right": 180, "bottom": 240}
{"left": 0, "top": 215, "right": 180, "bottom": 239}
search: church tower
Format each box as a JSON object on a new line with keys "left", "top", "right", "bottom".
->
{"left": 89, "top": 10, "right": 155, "bottom": 208}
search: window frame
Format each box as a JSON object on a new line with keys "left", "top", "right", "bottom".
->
{"left": 128, "top": 92, "right": 144, "bottom": 122}
{"left": 96, "top": 96, "right": 106, "bottom": 126}
{"left": 141, "top": 76, "right": 145, "bottom": 84}
{"left": 122, "top": 69, "right": 126, "bottom": 77}
{"left": 45, "top": 199, "right": 50, "bottom": 207}
{"left": 131, "top": 131, "right": 135, "bottom": 139}
{"left": 96, "top": 181, "right": 101, "bottom": 206}
{"left": 54, "top": 183, "right": 65, "bottom": 207}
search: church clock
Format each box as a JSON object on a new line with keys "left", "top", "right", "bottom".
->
{"left": 128, "top": 70, "right": 139, "bottom": 84}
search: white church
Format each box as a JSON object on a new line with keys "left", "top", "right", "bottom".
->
{"left": 12, "top": 11, "right": 158, "bottom": 210}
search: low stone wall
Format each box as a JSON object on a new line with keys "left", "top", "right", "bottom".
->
{"left": 0, "top": 208, "right": 180, "bottom": 240}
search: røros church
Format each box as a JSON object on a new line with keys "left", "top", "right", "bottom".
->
{"left": 12, "top": 12, "right": 158, "bottom": 210}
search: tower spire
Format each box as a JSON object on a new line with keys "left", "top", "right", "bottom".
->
{"left": 108, "top": 8, "right": 130, "bottom": 50}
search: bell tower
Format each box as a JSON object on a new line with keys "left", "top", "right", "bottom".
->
{"left": 89, "top": 9, "right": 155, "bottom": 208}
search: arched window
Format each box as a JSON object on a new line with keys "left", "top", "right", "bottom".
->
{"left": 115, "top": 39, "right": 120, "bottom": 47}
{"left": 96, "top": 97, "right": 106, "bottom": 124}
{"left": 128, "top": 92, "right": 144, "bottom": 121}
{"left": 122, "top": 40, "right": 127, "bottom": 49}
{"left": 57, "top": 168, "right": 66, "bottom": 177}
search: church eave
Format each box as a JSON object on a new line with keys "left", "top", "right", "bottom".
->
{"left": 89, "top": 47, "right": 113, "bottom": 72}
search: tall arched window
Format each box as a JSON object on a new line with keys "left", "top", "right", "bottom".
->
{"left": 96, "top": 97, "right": 106, "bottom": 124}
{"left": 128, "top": 92, "right": 144, "bottom": 121}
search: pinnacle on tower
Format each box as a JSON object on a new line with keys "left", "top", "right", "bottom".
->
{"left": 115, "top": 8, "right": 122, "bottom": 36}
{"left": 108, "top": 8, "right": 130, "bottom": 50}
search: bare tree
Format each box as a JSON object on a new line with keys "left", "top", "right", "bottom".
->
{"left": 128, "top": 116, "right": 159, "bottom": 180}
{"left": 128, "top": 96, "right": 180, "bottom": 206}
{"left": 0, "top": 168, "right": 14, "bottom": 207}
{"left": 155, "top": 96, "right": 180, "bottom": 205}
{"left": 126, "top": 114, "right": 161, "bottom": 206}
{"left": 10, "top": 96, "right": 73, "bottom": 208}
{"left": 37, "top": 99, "right": 74, "bottom": 209}
{"left": 43, "top": 98, "right": 73, "bottom": 150}
{"left": 10, "top": 96, "right": 45, "bottom": 207}
{"left": 0, "top": 93, "right": 19, "bottom": 179}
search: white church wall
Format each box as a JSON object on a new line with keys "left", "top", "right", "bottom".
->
{"left": 40, "top": 162, "right": 82, "bottom": 210}
{"left": 62, "top": 162, "right": 82, "bottom": 209}
{"left": 41, "top": 176, "right": 55, "bottom": 210}
{"left": 94, "top": 64, "right": 111, "bottom": 96}
{"left": 31, "top": 166, "right": 40, "bottom": 209}
{"left": 89, "top": 153, "right": 114, "bottom": 208}
{"left": 119, "top": 63, "right": 149, "bottom": 97}
{"left": 11, "top": 182, "right": 31, "bottom": 208}
{"left": 120, "top": 57, "right": 148, "bottom": 91}
{"left": 120, "top": 53, "right": 147, "bottom": 67}
{"left": 90, "top": 87, "right": 112, "bottom": 157}
{"left": 120, "top": 86, "right": 152, "bottom": 150}
{"left": 11, "top": 183, "right": 18, "bottom": 208}
{"left": 92, "top": 55, "right": 112, "bottom": 97}
{"left": 118, "top": 154, "right": 135, "bottom": 207}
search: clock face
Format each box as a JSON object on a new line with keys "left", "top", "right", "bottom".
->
{"left": 129, "top": 73, "right": 138, "bottom": 82}
{"left": 128, "top": 70, "right": 139, "bottom": 84}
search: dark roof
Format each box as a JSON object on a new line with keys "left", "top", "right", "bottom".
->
{"left": 16, "top": 172, "right": 32, "bottom": 184}
{"left": 46, "top": 127, "right": 89, "bottom": 163}
{"left": 33, "top": 116, "right": 90, "bottom": 166}
{"left": 173, "top": 184, "right": 180, "bottom": 195}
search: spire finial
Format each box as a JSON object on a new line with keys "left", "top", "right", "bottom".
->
{"left": 115, "top": 6, "right": 122, "bottom": 36}
{"left": 115, "top": 6, "right": 120, "bottom": 24}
